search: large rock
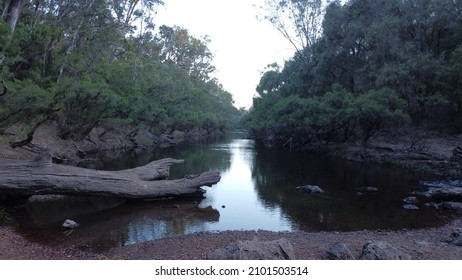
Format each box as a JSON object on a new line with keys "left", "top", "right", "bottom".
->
{"left": 361, "top": 241, "right": 411, "bottom": 260}
{"left": 326, "top": 243, "right": 354, "bottom": 260}
{"left": 205, "top": 238, "right": 295, "bottom": 260}
{"left": 296, "top": 185, "right": 324, "bottom": 194}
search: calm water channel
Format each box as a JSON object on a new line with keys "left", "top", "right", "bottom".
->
{"left": 11, "top": 133, "right": 448, "bottom": 251}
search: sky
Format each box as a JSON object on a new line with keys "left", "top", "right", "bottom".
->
{"left": 154, "top": 0, "right": 295, "bottom": 109}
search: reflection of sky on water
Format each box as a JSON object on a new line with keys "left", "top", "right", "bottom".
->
{"left": 196, "top": 139, "right": 295, "bottom": 232}
{"left": 123, "top": 139, "right": 295, "bottom": 245}
{"left": 14, "top": 135, "right": 450, "bottom": 251}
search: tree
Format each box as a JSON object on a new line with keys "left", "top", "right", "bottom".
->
{"left": 351, "top": 88, "right": 409, "bottom": 152}
{"left": 260, "top": 0, "right": 324, "bottom": 56}
{"left": 156, "top": 25, "right": 215, "bottom": 81}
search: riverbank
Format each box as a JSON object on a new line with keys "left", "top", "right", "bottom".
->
{"left": 2, "top": 217, "right": 462, "bottom": 260}
{"left": 1, "top": 122, "right": 461, "bottom": 178}
{"left": 1, "top": 123, "right": 462, "bottom": 260}
{"left": 302, "top": 130, "right": 462, "bottom": 178}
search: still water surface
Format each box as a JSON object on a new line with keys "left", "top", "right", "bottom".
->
{"left": 12, "top": 133, "right": 448, "bottom": 251}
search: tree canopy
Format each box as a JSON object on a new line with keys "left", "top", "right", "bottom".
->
{"left": 248, "top": 0, "right": 462, "bottom": 149}
{"left": 0, "top": 0, "right": 239, "bottom": 145}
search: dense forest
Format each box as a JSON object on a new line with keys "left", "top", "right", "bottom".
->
{"left": 0, "top": 0, "right": 240, "bottom": 147}
{"left": 247, "top": 0, "right": 462, "bottom": 150}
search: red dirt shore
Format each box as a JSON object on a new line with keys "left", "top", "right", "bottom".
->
{"left": 1, "top": 218, "right": 462, "bottom": 260}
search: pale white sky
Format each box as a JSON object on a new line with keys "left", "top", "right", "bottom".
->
{"left": 154, "top": 0, "right": 295, "bottom": 108}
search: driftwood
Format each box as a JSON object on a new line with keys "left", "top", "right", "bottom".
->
{"left": 0, "top": 156, "right": 221, "bottom": 199}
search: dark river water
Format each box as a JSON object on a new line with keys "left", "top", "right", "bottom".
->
{"left": 10, "top": 133, "right": 449, "bottom": 251}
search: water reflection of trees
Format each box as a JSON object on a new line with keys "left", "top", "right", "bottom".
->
{"left": 78, "top": 140, "right": 232, "bottom": 177}
{"left": 251, "top": 148, "right": 446, "bottom": 231}
{"left": 13, "top": 198, "right": 219, "bottom": 252}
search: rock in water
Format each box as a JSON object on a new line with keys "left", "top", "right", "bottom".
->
{"left": 62, "top": 219, "right": 79, "bottom": 229}
{"left": 326, "top": 243, "right": 354, "bottom": 260}
{"left": 362, "top": 186, "right": 379, "bottom": 192}
{"left": 403, "top": 204, "right": 420, "bottom": 210}
{"left": 295, "top": 185, "right": 324, "bottom": 194}
{"left": 205, "top": 238, "right": 295, "bottom": 260}
{"left": 361, "top": 241, "right": 411, "bottom": 260}
{"left": 403, "top": 196, "right": 419, "bottom": 204}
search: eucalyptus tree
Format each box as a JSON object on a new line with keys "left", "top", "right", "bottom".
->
{"left": 156, "top": 25, "right": 215, "bottom": 81}
{"left": 260, "top": 0, "right": 324, "bottom": 56}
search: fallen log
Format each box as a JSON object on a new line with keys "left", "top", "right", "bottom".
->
{"left": 0, "top": 157, "right": 221, "bottom": 199}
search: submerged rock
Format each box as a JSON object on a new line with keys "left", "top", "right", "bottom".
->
{"left": 361, "top": 241, "right": 411, "bottom": 260}
{"left": 403, "top": 196, "right": 419, "bottom": 205}
{"left": 403, "top": 204, "right": 420, "bottom": 210}
{"left": 205, "top": 238, "right": 295, "bottom": 260}
{"left": 326, "top": 243, "right": 354, "bottom": 260}
{"left": 424, "top": 202, "right": 441, "bottom": 209}
{"left": 296, "top": 185, "right": 324, "bottom": 194}
{"left": 62, "top": 219, "right": 79, "bottom": 229}
{"left": 361, "top": 186, "right": 379, "bottom": 192}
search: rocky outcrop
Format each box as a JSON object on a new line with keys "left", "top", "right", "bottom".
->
{"left": 361, "top": 241, "right": 411, "bottom": 260}
{"left": 205, "top": 238, "right": 295, "bottom": 260}
{"left": 295, "top": 185, "right": 324, "bottom": 194}
{"left": 326, "top": 243, "right": 354, "bottom": 260}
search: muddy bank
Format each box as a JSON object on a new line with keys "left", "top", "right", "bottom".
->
{"left": 0, "top": 122, "right": 223, "bottom": 164}
{"left": 300, "top": 132, "right": 462, "bottom": 178}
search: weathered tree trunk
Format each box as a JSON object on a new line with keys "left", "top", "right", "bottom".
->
{"left": 0, "top": 157, "right": 221, "bottom": 199}
{"left": 3, "top": 0, "right": 24, "bottom": 33}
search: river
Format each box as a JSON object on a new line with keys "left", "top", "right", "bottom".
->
{"left": 11, "top": 132, "right": 449, "bottom": 252}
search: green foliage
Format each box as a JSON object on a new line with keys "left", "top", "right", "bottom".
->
{"left": 0, "top": 0, "right": 238, "bottom": 141}
{"left": 248, "top": 0, "right": 462, "bottom": 146}
{"left": 351, "top": 88, "right": 409, "bottom": 147}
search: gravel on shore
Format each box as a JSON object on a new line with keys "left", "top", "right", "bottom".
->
{"left": 2, "top": 217, "right": 462, "bottom": 260}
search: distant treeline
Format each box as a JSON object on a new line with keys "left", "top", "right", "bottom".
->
{"left": 0, "top": 0, "right": 240, "bottom": 145}
{"left": 247, "top": 0, "right": 462, "bottom": 148}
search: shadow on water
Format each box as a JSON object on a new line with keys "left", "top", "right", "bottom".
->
{"left": 251, "top": 147, "right": 446, "bottom": 231}
{"left": 8, "top": 132, "right": 451, "bottom": 251}
{"left": 12, "top": 197, "right": 219, "bottom": 253}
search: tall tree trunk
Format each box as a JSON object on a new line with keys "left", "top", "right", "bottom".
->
{"left": 58, "top": 0, "right": 96, "bottom": 78}
{"left": 1, "top": 0, "right": 24, "bottom": 69}
{"left": 3, "top": 0, "right": 24, "bottom": 35}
